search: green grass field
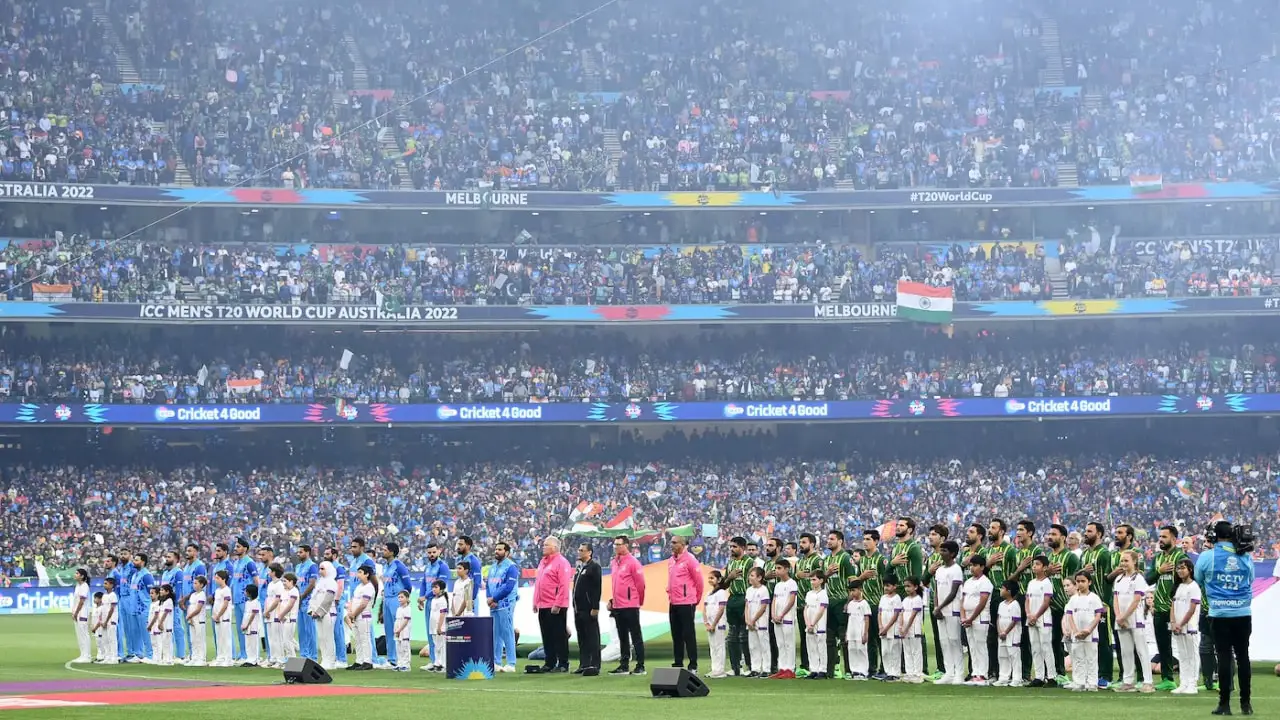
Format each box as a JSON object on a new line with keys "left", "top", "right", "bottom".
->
{"left": 0, "top": 616, "right": 1271, "bottom": 719}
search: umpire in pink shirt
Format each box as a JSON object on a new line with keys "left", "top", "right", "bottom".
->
{"left": 534, "top": 536, "right": 573, "bottom": 672}
{"left": 608, "top": 535, "right": 647, "bottom": 675}
{"left": 666, "top": 535, "right": 703, "bottom": 672}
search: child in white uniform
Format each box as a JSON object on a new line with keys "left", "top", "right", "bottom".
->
{"left": 1170, "top": 559, "right": 1202, "bottom": 695}
{"left": 995, "top": 579, "right": 1024, "bottom": 687}
{"left": 451, "top": 562, "right": 474, "bottom": 617}
{"left": 703, "top": 571, "right": 728, "bottom": 678}
{"left": 264, "top": 568, "right": 284, "bottom": 666}
{"left": 803, "top": 573, "right": 829, "bottom": 678}
{"left": 1064, "top": 571, "right": 1104, "bottom": 692}
{"left": 98, "top": 579, "right": 120, "bottom": 664}
{"left": 932, "top": 544, "right": 966, "bottom": 686}
{"left": 91, "top": 592, "right": 107, "bottom": 662}
{"left": 393, "top": 590, "right": 413, "bottom": 671}
{"left": 428, "top": 580, "right": 449, "bottom": 671}
{"left": 242, "top": 585, "right": 263, "bottom": 666}
{"left": 744, "top": 567, "right": 771, "bottom": 677}
{"left": 186, "top": 576, "right": 208, "bottom": 666}
{"left": 71, "top": 569, "right": 92, "bottom": 663}
{"left": 347, "top": 566, "right": 377, "bottom": 668}
{"left": 1113, "top": 550, "right": 1154, "bottom": 692}
{"left": 212, "top": 571, "right": 234, "bottom": 667}
{"left": 899, "top": 578, "right": 925, "bottom": 683}
{"left": 156, "top": 585, "right": 175, "bottom": 666}
{"left": 771, "top": 561, "right": 799, "bottom": 676}
{"left": 845, "top": 583, "right": 872, "bottom": 678}
{"left": 1025, "top": 557, "right": 1055, "bottom": 684}
{"left": 877, "top": 577, "right": 903, "bottom": 679}
{"left": 960, "top": 556, "right": 994, "bottom": 684}
{"left": 279, "top": 573, "right": 301, "bottom": 661}
{"left": 146, "top": 586, "right": 162, "bottom": 661}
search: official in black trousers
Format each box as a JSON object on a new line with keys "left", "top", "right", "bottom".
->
{"left": 573, "top": 544, "right": 602, "bottom": 674}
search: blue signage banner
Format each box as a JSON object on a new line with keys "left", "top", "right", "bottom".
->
{"left": 445, "top": 616, "right": 494, "bottom": 680}
{"left": 1, "top": 394, "right": 1270, "bottom": 425}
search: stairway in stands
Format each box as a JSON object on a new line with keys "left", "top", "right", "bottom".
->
{"left": 1044, "top": 258, "right": 1071, "bottom": 299}
{"left": 581, "top": 49, "right": 603, "bottom": 93}
{"left": 826, "top": 135, "right": 855, "bottom": 189}
{"left": 1037, "top": 17, "right": 1065, "bottom": 87}
{"left": 602, "top": 129, "right": 621, "bottom": 189}
{"left": 91, "top": 1, "right": 192, "bottom": 186}
{"left": 343, "top": 33, "right": 413, "bottom": 190}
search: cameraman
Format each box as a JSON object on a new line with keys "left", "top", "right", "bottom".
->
{"left": 1194, "top": 521, "right": 1254, "bottom": 716}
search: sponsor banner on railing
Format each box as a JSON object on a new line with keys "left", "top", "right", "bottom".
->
{"left": 0, "top": 181, "right": 1275, "bottom": 210}
{"left": 0, "top": 394, "right": 1274, "bottom": 425}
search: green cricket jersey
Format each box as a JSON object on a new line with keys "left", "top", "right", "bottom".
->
{"left": 1046, "top": 547, "right": 1081, "bottom": 612}
{"left": 1014, "top": 543, "right": 1043, "bottom": 593}
{"left": 795, "top": 551, "right": 821, "bottom": 595}
{"left": 923, "top": 553, "right": 943, "bottom": 599}
{"left": 1145, "top": 548, "right": 1187, "bottom": 613}
{"left": 853, "top": 552, "right": 887, "bottom": 607}
{"left": 1079, "top": 543, "right": 1115, "bottom": 604}
{"left": 726, "top": 556, "right": 753, "bottom": 597}
{"left": 763, "top": 558, "right": 778, "bottom": 595}
{"left": 890, "top": 538, "right": 925, "bottom": 595}
{"left": 824, "top": 550, "right": 858, "bottom": 604}
{"left": 981, "top": 540, "right": 1016, "bottom": 587}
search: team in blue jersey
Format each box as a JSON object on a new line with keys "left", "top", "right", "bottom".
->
{"left": 75, "top": 534, "right": 523, "bottom": 671}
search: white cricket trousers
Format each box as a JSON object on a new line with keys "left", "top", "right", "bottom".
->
{"left": 157, "top": 630, "right": 173, "bottom": 664}
{"left": 881, "top": 637, "right": 903, "bottom": 676}
{"left": 431, "top": 632, "right": 446, "bottom": 666}
{"left": 903, "top": 634, "right": 923, "bottom": 679}
{"left": 244, "top": 629, "right": 261, "bottom": 664}
{"left": 1175, "top": 632, "right": 1200, "bottom": 692}
{"left": 215, "top": 620, "right": 233, "bottom": 664}
{"left": 189, "top": 621, "right": 207, "bottom": 662}
{"left": 807, "top": 632, "right": 827, "bottom": 673}
{"left": 353, "top": 617, "right": 373, "bottom": 665}
{"left": 317, "top": 615, "right": 336, "bottom": 667}
{"left": 1117, "top": 627, "right": 1153, "bottom": 686}
{"left": 74, "top": 619, "right": 91, "bottom": 659}
{"left": 776, "top": 622, "right": 796, "bottom": 671}
{"left": 102, "top": 622, "right": 119, "bottom": 663}
{"left": 707, "top": 629, "right": 726, "bottom": 675}
{"left": 397, "top": 636, "right": 411, "bottom": 668}
{"left": 280, "top": 620, "right": 298, "bottom": 659}
{"left": 747, "top": 628, "right": 769, "bottom": 674}
{"left": 267, "top": 620, "right": 280, "bottom": 662}
{"left": 964, "top": 623, "right": 990, "bottom": 678}
{"left": 847, "top": 638, "right": 869, "bottom": 675}
{"left": 998, "top": 637, "right": 1023, "bottom": 684}
{"left": 1071, "top": 639, "right": 1098, "bottom": 687}
{"left": 938, "top": 615, "right": 964, "bottom": 682}
{"left": 1028, "top": 624, "right": 1054, "bottom": 681}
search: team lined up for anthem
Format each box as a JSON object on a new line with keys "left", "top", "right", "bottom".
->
{"left": 62, "top": 520, "right": 1254, "bottom": 714}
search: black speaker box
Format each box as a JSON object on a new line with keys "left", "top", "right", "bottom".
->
{"left": 649, "top": 667, "right": 709, "bottom": 697}
{"left": 283, "top": 657, "right": 332, "bottom": 684}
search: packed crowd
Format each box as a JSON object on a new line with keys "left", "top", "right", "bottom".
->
{"left": 3, "top": 324, "right": 1277, "bottom": 404}
{"left": 11, "top": 0, "right": 1276, "bottom": 190}
{"left": 1059, "top": 238, "right": 1277, "bottom": 299}
{"left": 0, "top": 0, "right": 180, "bottom": 185}
{"left": 0, "top": 238, "right": 1047, "bottom": 305}
{"left": 4, "top": 427, "right": 1275, "bottom": 577}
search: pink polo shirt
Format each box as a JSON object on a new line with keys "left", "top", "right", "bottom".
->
{"left": 533, "top": 552, "right": 572, "bottom": 610}
{"left": 666, "top": 550, "right": 703, "bottom": 606}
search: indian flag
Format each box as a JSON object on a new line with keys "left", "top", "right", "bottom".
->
{"left": 604, "top": 507, "right": 635, "bottom": 530}
{"left": 896, "top": 281, "right": 954, "bottom": 323}
{"left": 1129, "top": 174, "right": 1163, "bottom": 193}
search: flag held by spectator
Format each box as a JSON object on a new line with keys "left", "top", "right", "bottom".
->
{"left": 604, "top": 507, "right": 634, "bottom": 530}
{"left": 896, "top": 281, "right": 953, "bottom": 323}
{"left": 340, "top": 349, "right": 355, "bottom": 370}
{"left": 569, "top": 501, "right": 604, "bottom": 522}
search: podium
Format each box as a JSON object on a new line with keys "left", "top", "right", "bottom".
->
{"left": 445, "top": 616, "right": 494, "bottom": 680}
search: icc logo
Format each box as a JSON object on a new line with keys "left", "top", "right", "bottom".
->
{"left": 908, "top": 401, "right": 925, "bottom": 416}
{"left": 625, "top": 404, "right": 642, "bottom": 419}
{"left": 54, "top": 405, "right": 72, "bottom": 421}
{"left": 1073, "top": 302, "right": 1088, "bottom": 314}
{"left": 1195, "top": 395, "right": 1214, "bottom": 411}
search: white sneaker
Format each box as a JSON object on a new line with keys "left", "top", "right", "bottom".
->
{"left": 707, "top": 672, "right": 728, "bottom": 679}
{"left": 187, "top": 661, "right": 207, "bottom": 667}
{"left": 503, "top": 664, "right": 517, "bottom": 673}
{"left": 1009, "top": 681, "right": 1026, "bottom": 688}
{"left": 1063, "top": 683, "right": 1081, "bottom": 691}
{"left": 372, "top": 661, "right": 391, "bottom": 670}
{"left": 991, "top": 679, "right": 1010, "bottom": 687}
{"left": 71, "top": 657, "right": 91, "bottom": 664}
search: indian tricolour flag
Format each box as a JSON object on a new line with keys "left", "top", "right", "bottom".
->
{"left": 896, "top": 281, "right": 954, "bottom": 323}
{"left": 1129, "top": 174, "right": 1163, "bottom": 193}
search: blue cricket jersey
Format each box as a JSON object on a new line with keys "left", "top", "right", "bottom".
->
{"left": 296, "top": 559, "right": 318, "bottom": 602}
{"left": 383, "top": 559, "right": 411, "bottom": 599}
{"left": 347, "top": 553, "right": 375, "bottom": 599}
{"left": 161, "top": 566, "right": 184, "bottom": 600}
{"left": 231, "top": 556, "right": 257, "bottom": 604}
{"left": 129, "top": 569, "right": 154, "bottom": 615}
{"left": 183, "top": 560, "right": 208, "bottom": 601}
{"left": 418, "top": 559, "right": 451, "bottom": 597}
{"left": 486, "top": 558, "right": 519, "bottom": 610}
{"left": 333, "top": 565, "right": 348, "bottom": 610}
{"left": 1194, "top": 542, "right": 1254, "bottom": 618}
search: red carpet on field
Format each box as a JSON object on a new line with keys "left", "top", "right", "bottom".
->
{"left": 4, "top": 684, "right": 424, "bottom": 709}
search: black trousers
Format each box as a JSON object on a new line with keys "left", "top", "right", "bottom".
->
{"left": 575, "top": 610, "right": 601, "bottom": 670}
{"left": 930, "top": 609, "right": 945, "bottom": 673}
{"left": 1200, "top": 614, "right": 1218, "bottom": 687}
{"left": 669, "top": 604, "right": 698, "bottom": 669}
{"left": 1153, "top": 610, "right": 1175, "bottom": 682}
{"left": 538, "top": 608, "right": 569, "bottom": 669}
{"left": 1213, "top": 615, "right": 1252, "bottom": 707}
{"left": 799, "top": 623, "right": 810, "bottom": 671}
{"left": 611, "top": 608, "right": 645, "bottom": 669}
{"left": 1050, "top": 608, "right": 1066, "bottom": 676}
{"left": 768, "top": 621, "right": 779, "bottom": 673}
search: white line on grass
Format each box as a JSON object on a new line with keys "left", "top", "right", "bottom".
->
{"left": 60, "top": 663, "right": 1275, "bottom": 702}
